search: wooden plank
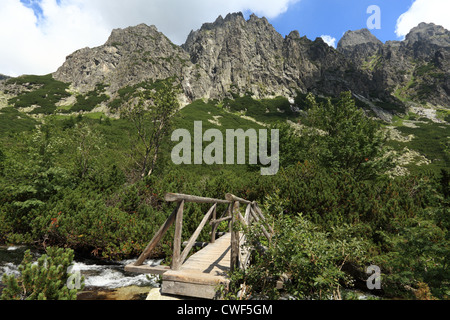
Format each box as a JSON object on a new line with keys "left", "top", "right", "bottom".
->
{"left": 182, "top": 241, "right": 209, "bottom": 248}
{"left": 250, "top": 208, "right": 272, "bottom": 241}
{"left": 172, "top": 200, "right": 185, "bottom": 270}
{"left": 244, "top": 204, "right": 252, "bottom": 225}
{"left": 134, "top": 202, "right": 181, "bottom": 266}
{"left": 125, "top": 264, "right": 170, "bottom": 275}
{"left": 211, "top": 204, "right": 232, "bottom": 244}
{"left": 161, "top": 232, "right": 232, "bottom": 299}
{"left": 163, "top": 270, "right": 229, "bottom": 285}
{"left": 210, "top": 216, "right": 232, "bottom": 225}
{"left": 165, "top": 233, "right": 231, "bottom": 274}
{"left": 126, "top": 192, "right": 270, "bottom": 300}
{"left": 165, "top": 193, "right": 231, "bottom": 204}
{"left": 162, "top": 280, "right": 228, "bottom": 300}
{"left": 181, "top": 234, "right": 230, "bottom": 269}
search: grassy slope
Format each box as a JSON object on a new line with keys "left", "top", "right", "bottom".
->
{"left": 1, "top": 75, "right": 448, "bottom": 177}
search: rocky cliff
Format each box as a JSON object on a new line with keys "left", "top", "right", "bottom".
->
{"left": 51, "top": 13, "right": 450, "bottom": 111}
{"left": 54, "top": 24, "right": 193, "bottom": 94}
{"left": 337, "top": 22, "right": 450, "bottom": 107}
{"left": 181, "top": 13, "right": 374, "bottom": 100}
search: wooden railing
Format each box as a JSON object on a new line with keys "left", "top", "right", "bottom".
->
{"left": 132, "top": 193, "right": 273, "bottom": 273}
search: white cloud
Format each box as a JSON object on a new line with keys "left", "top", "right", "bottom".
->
{"left": 0, "top": 0, "right": 110, "bottom": 76}
{"left": 0, "top": 0, "right": 300, "bottom": 76}
{"left": 396, "top": 0, "right": 450, "bottom": 39}
{"left": 320, "top": 35, "right": 336, "bottom": 48}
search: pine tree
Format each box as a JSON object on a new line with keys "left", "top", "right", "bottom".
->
{"left": 1, "top": 247, "right": 84, "bottom": 300}
{"left": 301, "top": 91, "right": 393, "bottom": 180}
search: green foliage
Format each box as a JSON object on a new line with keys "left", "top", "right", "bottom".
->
{"left": 0, "top": 107, "right": 37, "bottom": 135}
{"left": 0, "top": 147, "right": 5, "bottom": 175}
{"left": 223, "top": 202, "right": 369, "bottom": 300}
{"left": 393, "top": 120, "right": 449, "bottom": 174}
{"left": 0, "top": 125, "right": 75, "bottom": 235}
{"left": 109, "top": 79, "right": 175, "bottom": 111}
{"left": 70, "top": 123, "right": 106, "bottom": 179}
{"left": 70, "top": 83, "right": 109, "bottom": 112}
{"left": 120, "top": 79, "right": 179, "bottom": 178}
{"left": 0, "top": 84, "right": 448, "bottom": 301}
{"left": 7, "top": 74, "right": 70, "bottom": 114}
{"left": 362, "top": 54, "right": 383, "bottom": 71}
{"left": 415, "top": 62, "right": 436, "bottom": 77}
{"left": 223, "top": 95, "right": 296, "bottom": 123}
{"left": 1, "top": 247, "right": 83, "bottom": 300}
{"left": 279, "top": 92, "right": 394, "bottom": 180}
{"left": 374, "top": 217, "right": 449, "bottom": 299}
{"left": 31, "top": 187, "right": 163, "bottom": 259}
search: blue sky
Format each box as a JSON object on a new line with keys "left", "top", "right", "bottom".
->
{"left": 265, "top": 0, "right": 413, "bottom": 44}
{"left": 1, "top": 0, "right": 448, "bottom": 76}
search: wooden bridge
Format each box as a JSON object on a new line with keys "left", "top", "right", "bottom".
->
{"left": 125, "top": 193, "right": 273, "bottom": 299}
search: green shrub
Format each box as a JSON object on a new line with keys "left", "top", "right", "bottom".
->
{"left": 8, "top": 74, "right": 70, "bottom": 114}
{"left": 300, "top": 92, "right": 394, "bottom": 180}
{"left": 71, "top": 84, "right": 109, "bottom": 112}
{"left": 373, "top": 217, "right": 449, "bottom": 299}
{"left": 30, "top": 187, "right": 164, "bottom": 260}
{"left": 223, "top": 208, "right": 369, "bottom": 300}
{"left": 0, "top": 107, "right": 37, "bottom": 135}
{"left": 0, "top": 148, "right": 4, "bottom": 175}
{"left": 1, "top": 247, "right": 83, "bottom": 300}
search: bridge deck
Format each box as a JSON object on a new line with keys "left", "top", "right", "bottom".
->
{"left": 161, "top": 233, "right": 232, "bottom": 299}
{"left": 125, "top": 233, "right": 233, "bottom": 299}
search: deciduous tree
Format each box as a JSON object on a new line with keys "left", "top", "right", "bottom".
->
{"left": 120, "top": 81, "right": 179, "bottom": 178}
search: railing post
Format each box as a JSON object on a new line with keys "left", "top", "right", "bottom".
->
{"left": 210, "top": 204, "right": 218, "bottom": 244}
{"left": 172, "top": 200, "right": 185, "bottom": 271}
{"left": 230, "top": 201, "right": 240, "bottom": 272}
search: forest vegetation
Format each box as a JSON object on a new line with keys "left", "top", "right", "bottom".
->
{"left": 0, "top": 78, "right": 448, "bottom": 300}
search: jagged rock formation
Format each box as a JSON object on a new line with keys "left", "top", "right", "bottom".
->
{"left": 337, "top": 28, "right": 383, "bottom": 65}
{"left": 54, "top": 24, "right": 193, "bottom": 94}
{"left": 337, "top": 22, "right": 450, "bottom": 107}
{"left": 51, "top": 13, "right": 450, "bottom": 110}
{"left": 182, "top": 13, "right": 374, "bottom": 100}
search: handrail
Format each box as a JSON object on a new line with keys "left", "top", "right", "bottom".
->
{"left": 165, "top": 193, "right": 231, "bottom": 204}
{"left": 225, "top": 193, "right": 252, "bottom": 204}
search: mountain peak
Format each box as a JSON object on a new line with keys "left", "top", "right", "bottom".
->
{"left": 54, "top": 22, "right": 190, "bottom": 93}
{"left": 337, "top": 28, "right": 382, "bottom": 49}
{"left": 105, "top": 23, "right": 165, "bottom": 47}
{"left": 405, "top": 22, "right": 450, "bottom": 46}
{"left": 224, "top": 12, "right": 245, "bottom": 22}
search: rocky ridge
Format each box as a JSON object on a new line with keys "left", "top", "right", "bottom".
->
{"left": 22, "top": 13, "right": 450, "bottom": 112}
{"left": 337, "top": 22, "right": 450, "bottom": 107}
